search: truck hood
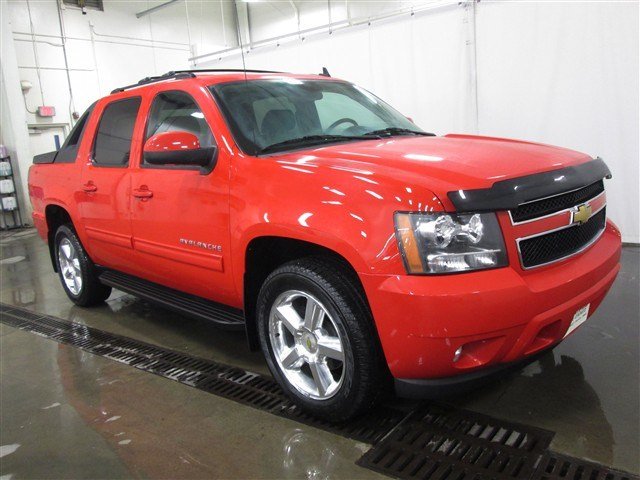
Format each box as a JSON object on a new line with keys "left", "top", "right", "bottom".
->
{"left": 274, "top": 134, "right": 593, "bottom": 199}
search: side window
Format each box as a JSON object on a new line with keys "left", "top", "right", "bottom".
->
{"left": 93, "top": 97, "right": 141, "bottom": 166}
{"left": 55, "top": 104, "right": 94, "bottom": 163}
{"left": 144, "top": 91, "right": 214, "bottom": 165}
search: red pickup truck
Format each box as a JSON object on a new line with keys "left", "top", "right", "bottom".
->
{"left": 29, "top": 70, "right": 621, "bottom": 420}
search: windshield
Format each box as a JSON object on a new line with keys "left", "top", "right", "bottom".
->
{"left": 209, "top": 79, "right": 424, "bottom": 155}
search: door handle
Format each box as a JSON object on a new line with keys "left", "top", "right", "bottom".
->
{"left": 82, "top": 182, "right": 97, "bottom": 193}
{"left": 132, "top": 187, "right": 153, "bottom": 199}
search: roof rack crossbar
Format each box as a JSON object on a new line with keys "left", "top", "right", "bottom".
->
{"left": 110, "top": 68, "right": 288, "bottom": 94}
{"left": 169, "top": 68, "right": 284, "bottom": 75}
{"left": 110, "top": 71, "right": 196, "bottom": 94}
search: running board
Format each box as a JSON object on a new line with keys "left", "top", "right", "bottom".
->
{"left": 99, "top": 270, "right": 245, "bottom": 330}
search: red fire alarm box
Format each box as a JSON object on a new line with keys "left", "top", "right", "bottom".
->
{"left": 37, "top": 106, "right": 56, "bottom": 117}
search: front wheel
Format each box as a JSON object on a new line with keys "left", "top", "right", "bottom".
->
{"left": 257, "top": 257, "right": 385, "bottom": 421}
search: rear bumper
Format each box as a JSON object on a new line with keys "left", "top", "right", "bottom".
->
{"left": 360, "top": 220, "right": 622, "bottom": 382}
{"left": 32, "top": 211, "right": 47, "bottom": 240}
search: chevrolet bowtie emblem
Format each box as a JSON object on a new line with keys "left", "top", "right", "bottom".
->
{"left": 572, "top": 204, "right": 592, "bottom": 225}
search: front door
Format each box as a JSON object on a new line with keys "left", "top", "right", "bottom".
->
{"left": 129, "top": 87, "right": 235, "bottom": 306}
{"left": 78, "top": 96, "right": 141, "bottom": 272}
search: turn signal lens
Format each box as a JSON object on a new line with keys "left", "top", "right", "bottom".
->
{"left": 395, "top": 214, "right": 424, "bottom": 273}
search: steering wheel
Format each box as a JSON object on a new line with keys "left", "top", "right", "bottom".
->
{"left": 327, "top": 117, "right": 358, "bottom": 132}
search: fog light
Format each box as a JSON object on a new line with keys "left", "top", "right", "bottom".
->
{"left": 452, "top": 346, "right": 463, "bottom": 363}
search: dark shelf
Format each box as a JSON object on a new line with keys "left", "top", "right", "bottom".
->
{"left": 0, "top": 154, "right": 23, "bottom": 230}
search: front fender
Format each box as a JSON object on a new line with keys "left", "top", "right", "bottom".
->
{"left": 229, "top": 154, "right": 446, "bottom": 290}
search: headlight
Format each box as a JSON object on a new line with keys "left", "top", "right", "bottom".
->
{"left": 394, "top": 212, "right": 508, "bottom": 274}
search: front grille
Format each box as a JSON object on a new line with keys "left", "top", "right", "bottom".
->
{"left": 519, "top": 208, "right": 606, "bottom": 268}
{"left": 510, "top": 180, "right": 604, "bottom": 223}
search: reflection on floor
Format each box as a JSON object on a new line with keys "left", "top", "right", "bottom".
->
{"left": 1, "top": 229, "right": 638, "bottom": 478}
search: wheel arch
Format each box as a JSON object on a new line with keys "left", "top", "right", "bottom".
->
{"left": 45, "top": 204, "right": 73, "bottom": 272}
{"left": 242, "top": 235, "right": 371, "bottom": 351}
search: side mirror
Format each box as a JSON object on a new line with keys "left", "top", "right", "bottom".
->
{"left": 143, "top": 131, "right": 217, "bottom": 173}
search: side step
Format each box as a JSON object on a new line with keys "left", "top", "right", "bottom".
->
{"left": 99, "top": 270, "right": 245, "bottom": 330}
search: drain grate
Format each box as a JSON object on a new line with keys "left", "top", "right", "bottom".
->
{"left": 357, "top": 403, "right": 555, "bottom": 480}
{"left": 532, "top": 452, "right": 637, "bottom": 480}
{"left": 0, "top": 303, "right": 406, "bottom": 444}
{"left": 3, "top": 303, "right": 638, "bottom": 480}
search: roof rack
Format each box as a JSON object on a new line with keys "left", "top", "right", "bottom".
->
{"left": 171, "top": 68, "right": 284, "bottom": 75}
{"left": 110, "top": 69, "right": 284, "bottom": 94}
{"left": 110, "top": 71, "right": 194, "bottom": 94}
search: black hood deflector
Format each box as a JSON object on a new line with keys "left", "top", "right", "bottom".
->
{"left": 448, "top": 157, "right": 611, "bottom": 212}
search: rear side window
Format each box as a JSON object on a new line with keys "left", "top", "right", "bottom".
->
{"left": 145, "top": 91, "right": 214, "bottom": 159}
{"left": 55, "top": 104, "right": 94, "bottom": 163}
{"left": 93, "top": 97, "right": 141, "bottom": 166}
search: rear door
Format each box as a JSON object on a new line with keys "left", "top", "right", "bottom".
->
{"left": 78, "top": 96, "right": 142, "bottom": 272}
{"left": 129, "top": 86, "right": 235, "bottom": 306}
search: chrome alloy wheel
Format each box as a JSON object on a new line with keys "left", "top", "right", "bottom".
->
{"left": 269, "top": 290, "right": 346, "bottom": 400}
{"left": 58, "top": 238, "right": 83, "bottom": 295}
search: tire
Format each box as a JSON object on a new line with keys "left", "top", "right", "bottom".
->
{"left": 54, "top": 224, "right": 112, "bottom": 307}
{"left": 256, "top": 257, "right": 385, "bottom": 421}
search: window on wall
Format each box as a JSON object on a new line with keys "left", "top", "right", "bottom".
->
{"left": 144, "top": 91, "right": 215, "bottom": 165}
{"left": 62, "top": 0, "right": 104, "bottom": 11}
{"left": 93, "top": 97, "right": 141, "bottom": 167}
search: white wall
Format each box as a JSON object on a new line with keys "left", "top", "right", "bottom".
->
{"left": 246, "top": 0, "right": 439, "bottom": 43}
{"left": 203, "top": 1, "right": 639, "bottom": 243}
{"left": 1, "top": 0, "right": 33, "bottom": 222}
{"left": 475, "top": 1, "right": 639, "bottom": 244}
{"left": 9, "top": 0, "right": 207, "bottom": 127}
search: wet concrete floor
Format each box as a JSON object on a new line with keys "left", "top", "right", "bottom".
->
{"left": 1, "top": 229, "right": 638, "bottom": 478}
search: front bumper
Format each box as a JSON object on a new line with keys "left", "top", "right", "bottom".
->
{"left": 360, "top": 220, "right": 621, "bottom": 388}
{"left": 394, "top": 347, "right": 553, "bottom": 398}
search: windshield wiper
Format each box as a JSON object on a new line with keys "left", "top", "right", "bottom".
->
{"left": 258, "top": 134, "right": 379, "bottom": 154}
{"left": 364, "top": 127, "right": 435, "bottom": 137}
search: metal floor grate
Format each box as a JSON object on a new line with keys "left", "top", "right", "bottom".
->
{"left": 0, "top": 303, "right": 406, "bottom": 444}
{"left": 357, "top": 406, "right": 639, "bottom": 480}
{"left": 532, "top": 452, "right": 637, "bottom": 480}
{"left": 2, "top": 303, "right": 638, "bottom": 480}
{"left": 357, "top": 403, "right": 555, "bottom": 480}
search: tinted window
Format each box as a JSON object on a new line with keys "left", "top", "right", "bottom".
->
{"left": 145, "top": 91, "right": 214, "bottom": 159}
{"left": 93, "top": 97, "right": 141, "bottom": 166}
{"left": 315, "top": 92, "right": 386, "bottom": 131}
{"left": 65, "top": 106, "right": 92, "bottom": 147}
{"left": 210, "top": 80, "right": 419, "bottom": 155}
{"left": 55, "top": 104, "right": 94, "bottom": 163}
